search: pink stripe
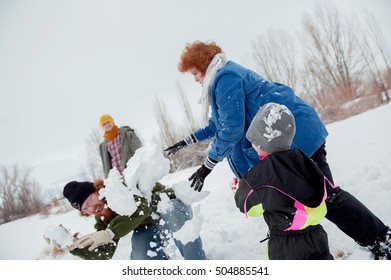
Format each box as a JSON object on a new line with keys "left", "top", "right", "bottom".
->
{"left": 243, "top": 189, "right": 254, "bottom": 218}
{"left": 242, "top": 176, "right": 330, "bottom": 222}
{"left": 285, "top": 201, "right": 307, "bottom": 230}
{"left": 324, "top": 176, "right": 336, "bottom": 189}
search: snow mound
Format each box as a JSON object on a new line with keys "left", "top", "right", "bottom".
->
{"left": 123, "top": 143, "right": 170, "bottom": 197}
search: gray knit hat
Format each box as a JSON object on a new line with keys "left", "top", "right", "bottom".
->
{"left": 246, "top": 102, "right": 296, "bottom": 153}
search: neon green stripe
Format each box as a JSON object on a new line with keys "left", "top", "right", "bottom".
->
{"left": 247, "top": 204, "right": 264, "bottom": 217}
{"left": 301, "top": 202, "right": 327, "bottom": 229}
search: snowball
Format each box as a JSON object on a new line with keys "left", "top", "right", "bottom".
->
{"left": 43, "top": 225, "right": 73, "bottom": 248}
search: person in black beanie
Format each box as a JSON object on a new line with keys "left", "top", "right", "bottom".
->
{"left": 62, "top": 179, "right": 207, "bottom": 260}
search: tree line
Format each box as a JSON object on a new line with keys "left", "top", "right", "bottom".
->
{"left": 248, "top": 2, "right": 390, "bottom": 123}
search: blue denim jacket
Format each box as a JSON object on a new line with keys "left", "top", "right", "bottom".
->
{"left": 194, "top": 61, "right": 328, "bottom": 178}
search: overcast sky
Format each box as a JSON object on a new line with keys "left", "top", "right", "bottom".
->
{"left": 1, "top": 0, "right": 390, "bottom": 185}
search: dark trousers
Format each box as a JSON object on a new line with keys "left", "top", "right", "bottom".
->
{"left": 268, "top": 225, "right": 334, "bottom": 260}
{"left": 311, "top": 143, "right": 388, "bottom": 246}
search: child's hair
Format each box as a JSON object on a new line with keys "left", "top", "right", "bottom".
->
{"left": 93, "top": 178, "right": 105, "bottom": 191}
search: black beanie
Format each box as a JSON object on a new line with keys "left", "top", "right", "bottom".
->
{"left": 63, "top": 181, "right": 95, "bottom": 211}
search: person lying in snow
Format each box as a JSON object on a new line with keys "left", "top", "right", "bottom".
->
{"left": 235, "top": 103, "right": 334, "bottom": 260}
{"left": 62, "top": 178, "right": 207, "bottom": 260}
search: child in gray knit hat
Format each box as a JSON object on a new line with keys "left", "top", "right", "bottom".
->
{"left": 246, "top": 102, "right": 296, "bottom": 156}
{"left": 235, "top": 102, "right": 334, "bottom": 260}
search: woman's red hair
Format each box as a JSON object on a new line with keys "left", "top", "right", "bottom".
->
{"left": 178, "top": 41, "right": 222, "bottom": 75}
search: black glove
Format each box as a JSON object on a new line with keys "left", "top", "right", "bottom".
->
{"left": 164, "top": 134, "right": 196, "bottom": 156}
{"left": 188, "top": 157, "right": 217, "bottom": 192}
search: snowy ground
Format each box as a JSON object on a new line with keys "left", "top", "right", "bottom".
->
{"left": 0, "top": 104, "right": 390, "bottom": 268}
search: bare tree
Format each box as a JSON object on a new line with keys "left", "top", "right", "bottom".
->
{"left": 0, "top": 164, "right": 44, "bottom": 224}
{"left": 175, "top": 81, "right": 200, "bottom": 132}
{"left": 81, "top": 127, "right": 105, "bottom": 181}
{"left": 153, "top": 96, "right": 178, "bottom": 151}
{"left": 248, "top": 29, "right": 298, "bottom": 89}
{"left": 300, "top": 2, "right": 366, "bottom": 106}
{"left": 363, "top": 13, "right": 391, "bottom": 75}
{"left": 357, "top": 12, "right": 391, "bottom": 102}
{"left": 154, "top": 86, "right": 211, "bottom": 172}
{"left": 244, "top": 2, "right": 390, "bottom": 124}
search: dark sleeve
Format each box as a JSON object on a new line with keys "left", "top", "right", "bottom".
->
{"left": 235, "top": 179, "right": 265, "bottom": 217}
{"left": 107, "top": 195, "right": 153, "bottom": 238}
{"left": 125, "top": 127, "right": 143, "bottom": 156}
{"left": 70, "top": 242, "right": 118, "bottom": 260}
{"left": 99, "top": 141, "right": 112, "bottom": 178}
{"left": 235, "top": 180, "right": 251, "bottom": 213}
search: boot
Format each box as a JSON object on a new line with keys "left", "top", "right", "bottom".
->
{"left": 368, "top": 227, "right": 391, "bottom": 260}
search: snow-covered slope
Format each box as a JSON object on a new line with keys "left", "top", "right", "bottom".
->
{"left": 1, "top": 103, "right": 391, "bottom": 261}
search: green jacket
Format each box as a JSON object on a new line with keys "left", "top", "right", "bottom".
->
{"left": 99, "top": 126, "right": 142, "bottom": 178}
{"left": 70, "top": 182, "right": 176, "bottom": 260}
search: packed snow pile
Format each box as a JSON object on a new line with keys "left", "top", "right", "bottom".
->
{"left": 43, "top": 224, "right": 74, "bottom": 249}
{"left": 99, "top": 143, "right": 200, "bottom": 215}
{"left": 123, "top": 143, "right": 170, "bottom": 197}
{"left": 170, "top": 180, "right": 210, "bottom": 205}
{"left": 99, "top": 168, "right": 139, "bottom": 216}
{"left": 39, "top": 224, "right": 80, "bottom": 260}
{"left": 102, "top": 143, "right": 210, "bottom": 211}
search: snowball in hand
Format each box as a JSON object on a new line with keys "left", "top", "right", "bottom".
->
{"left": 43, "top": 225, "right": 74, "bottom": 248}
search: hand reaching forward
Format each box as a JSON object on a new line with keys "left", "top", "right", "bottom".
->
{"left": 164, "top": 134, "right": 197, "bottom": 156}
{"left": 70, "top": 229, "right": 115, "bottom": 252}
{"left": 188, "top": 157, "right": 218, "bottom": 192}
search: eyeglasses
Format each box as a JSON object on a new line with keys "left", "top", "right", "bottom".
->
{"left": 81, "top": 195, "right": 94, "bottom": 214}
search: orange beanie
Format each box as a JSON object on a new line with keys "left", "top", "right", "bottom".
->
{"left": 99, "top": 114, "right": 114, "bottom": 126}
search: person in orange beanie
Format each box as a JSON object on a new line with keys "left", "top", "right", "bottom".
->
{"left": 99, "top": 114, "right": 142, "bottom": 178}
